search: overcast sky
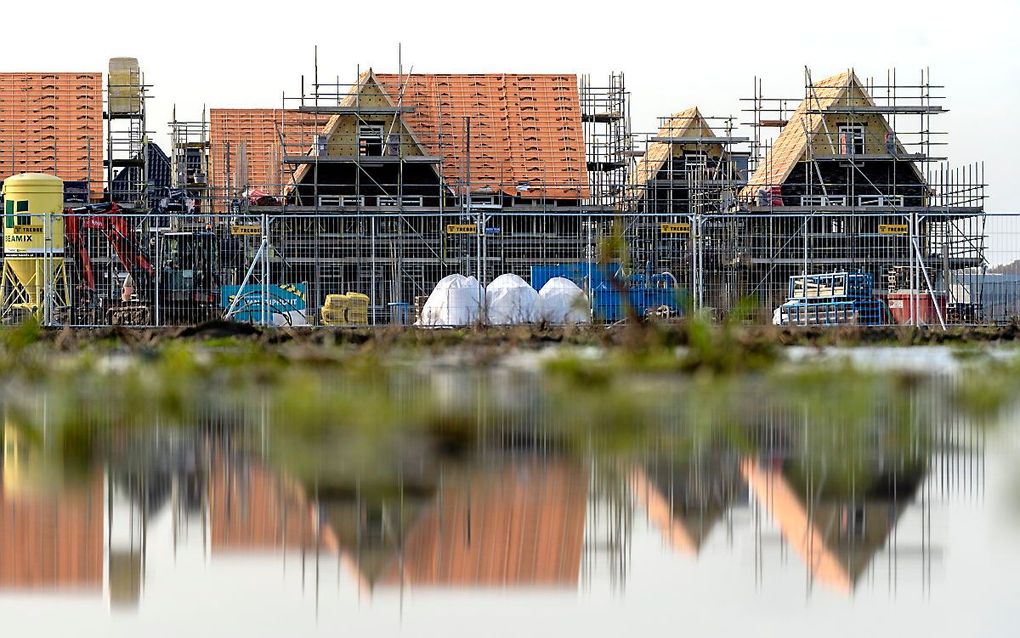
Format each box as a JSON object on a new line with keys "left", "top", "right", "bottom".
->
{"left": 3, "top": 0, "right": 1017, "bottom": 216}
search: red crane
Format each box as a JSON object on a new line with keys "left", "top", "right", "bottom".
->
{"left": 65, "top": 202, "right": 154, "bottom": 294}
{"left": 64, "top": 202, "right": 222, "bottom": 325}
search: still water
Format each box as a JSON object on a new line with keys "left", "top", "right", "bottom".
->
{"left": 0, "top": 358, "right": 1018, "bottom": 637}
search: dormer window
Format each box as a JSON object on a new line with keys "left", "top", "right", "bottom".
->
{"left": 358, "top": 124, "right": 384, "bottom": 156}
{"left": 838, "top": 124, "right": 866, "bottom": 156}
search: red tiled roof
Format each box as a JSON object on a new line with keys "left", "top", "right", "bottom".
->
{"left": 375, "top": 73, "right": 588, "bottom": 200}
{"left": 209, "top": 109, "right": 326, "bottom": 209}
{"left": 0, "top": 73, "right": 103, "bottom": 198}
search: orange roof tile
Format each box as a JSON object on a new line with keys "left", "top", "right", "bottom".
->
{"left": 0, "top": 73, "right": 103, "bottom": 198}
{"left": 209, "top": 108, "right": 326, "bottom": 209}
{"left": 374, "top": 73, "right": 588, "bottom": 200}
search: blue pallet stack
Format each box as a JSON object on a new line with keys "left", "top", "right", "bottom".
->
{"left": 778, "top": 272, "right": 889, "bottom": 326}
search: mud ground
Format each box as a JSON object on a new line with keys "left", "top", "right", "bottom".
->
{"left": 35, "top": 320, "right": 1020, "bottom": 352}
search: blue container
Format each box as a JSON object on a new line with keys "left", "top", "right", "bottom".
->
{"left": 530, "top": 262, "right": 619, "bottom": 291}
{"left": 387, "top": 302, "right": 411, "bottom": 326}
{"left": 593, "top": 281, "right": 682, "bottom": 322}
{"left": 531, "top": 263, "right": 682, "bottom": 322}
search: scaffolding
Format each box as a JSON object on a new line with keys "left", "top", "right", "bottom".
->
{"left": 622, "top": 109, "right": 749, "bottom": 310}
{"left": 738, "top": 67, "right": 987, "bottom": 324}
{"left": 105, "top": 58, "right": 151, "bottom": 208}
{"left": 580, "top": 72, "right": 633, "bottom": 207}
{"left": 11, "top": 57, "right": 1008, "bottom": 329}
{"left": 169, "top": 106, "right": 212, "bottom": 215}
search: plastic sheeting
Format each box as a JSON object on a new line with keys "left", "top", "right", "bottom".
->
{"left": 485, "top": 273, "right": 540, "bottom": 325}
{"left": 416, "top": 274, "right": 483, "bottom": 326}
{"left": 537, "top": 277, "right": 591, "bottom": 324}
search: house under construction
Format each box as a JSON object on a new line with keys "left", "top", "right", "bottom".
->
{"left": 0, "top": 56, "right": 991, "bottom": 326}
{"left": 207, "top": 68, "right": 603, "bottom": 317}
{"left": 224, "top": 65, "right": 985, "bottom": 325}
{"left": 623, "top": 107, "right": 748, "bottom": 310}
{"left": 735, "top": 69, "right": 986, "bottom": 322}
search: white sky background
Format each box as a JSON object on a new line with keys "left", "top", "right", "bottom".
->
{"left": 2, "top": 0, "right": 1017, "bottom": 214}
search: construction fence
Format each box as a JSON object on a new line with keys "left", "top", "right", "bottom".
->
{"left": 3, "top": 209, "right": 1017, "bottom": 329}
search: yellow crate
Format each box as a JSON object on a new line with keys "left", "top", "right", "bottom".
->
{"left": 346, "top": 292, "right": 369, "bottom": 308}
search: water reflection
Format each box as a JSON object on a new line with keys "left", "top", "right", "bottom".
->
{"left": 0, "top": 372, "right": 1004, "bottom": 622}
{"left": 0, "top": 469, "right": 103, "bottom": 592}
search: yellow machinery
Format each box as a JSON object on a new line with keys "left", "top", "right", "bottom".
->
{"left": 2, "top": 417, "right": 63, "bottom": 497}
{"left": 320, "top": 292, "right": 369, "bottom": 326}
{"left": 1, "top": 173, "right": 68, "bottom": 321}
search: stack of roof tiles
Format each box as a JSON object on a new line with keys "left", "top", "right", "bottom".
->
{"left": 375, "top": 73, "right": 588, "bottom": 200}
{"left": 0, "top": 73, "right": 103, "bottom": 198}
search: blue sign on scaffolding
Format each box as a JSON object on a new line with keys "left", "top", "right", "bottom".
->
{"left": 221, "top": 283, "right": 308, "bottom": 326}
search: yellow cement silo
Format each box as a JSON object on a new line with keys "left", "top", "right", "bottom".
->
{"left": 1, "top": 173, "right": 68, "bottom": 320}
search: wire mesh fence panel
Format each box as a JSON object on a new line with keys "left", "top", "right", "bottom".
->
{"left": 4, "top": 208, "right": 1012, "bottom": 329}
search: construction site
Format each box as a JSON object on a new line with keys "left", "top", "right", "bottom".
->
{"left": 0, "top": 56, "right": 997, "bottom": 328}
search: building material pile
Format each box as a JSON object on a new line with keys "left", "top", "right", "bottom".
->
{"left": 537, "top": 278, "right": 590, "bottom": 324}
{"left": 485, "top": 274, "right": 540, "bottom": 325}
{"left": 416, "top": 274, "right": 483, "bottom": 326}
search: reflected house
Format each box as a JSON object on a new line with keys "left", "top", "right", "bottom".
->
{"left": 371, "top": 462, "right": 588, "bottom": 588}
{"left": 207, "top": 447, "right": 434, "bottom": 591}
{"left": 1, "top": 424, "right": 134, "bottom": 603}
{"left": 741, "top": 457, "right": 922, "bottom": 594}
{"left": 208, "top": 453, "right": 324, "bottom": 552}
{"left": 206, "top": 452, "right": 588, "bottom": 590}
{"left": 0, "top": 464, "right": 104, "bottom": 591}
{"left": 317, "top": 480, "right": 434, "bottom": 590}
{"left": 629, "top": 457, "right": 741, "bottom": 555}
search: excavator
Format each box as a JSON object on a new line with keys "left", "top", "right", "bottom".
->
{"left": 65, "top": 202, "right": 221, "bottom": 325}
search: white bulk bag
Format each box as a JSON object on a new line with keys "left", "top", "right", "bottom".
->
{"left": 416, "top": 274, "right": 483, "bottom": 326}
{"left": 537, "top": 277, "right": 591, "bottom": 324}
{"left": 485, "top": 273, "right": 540, "bottom": 325}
